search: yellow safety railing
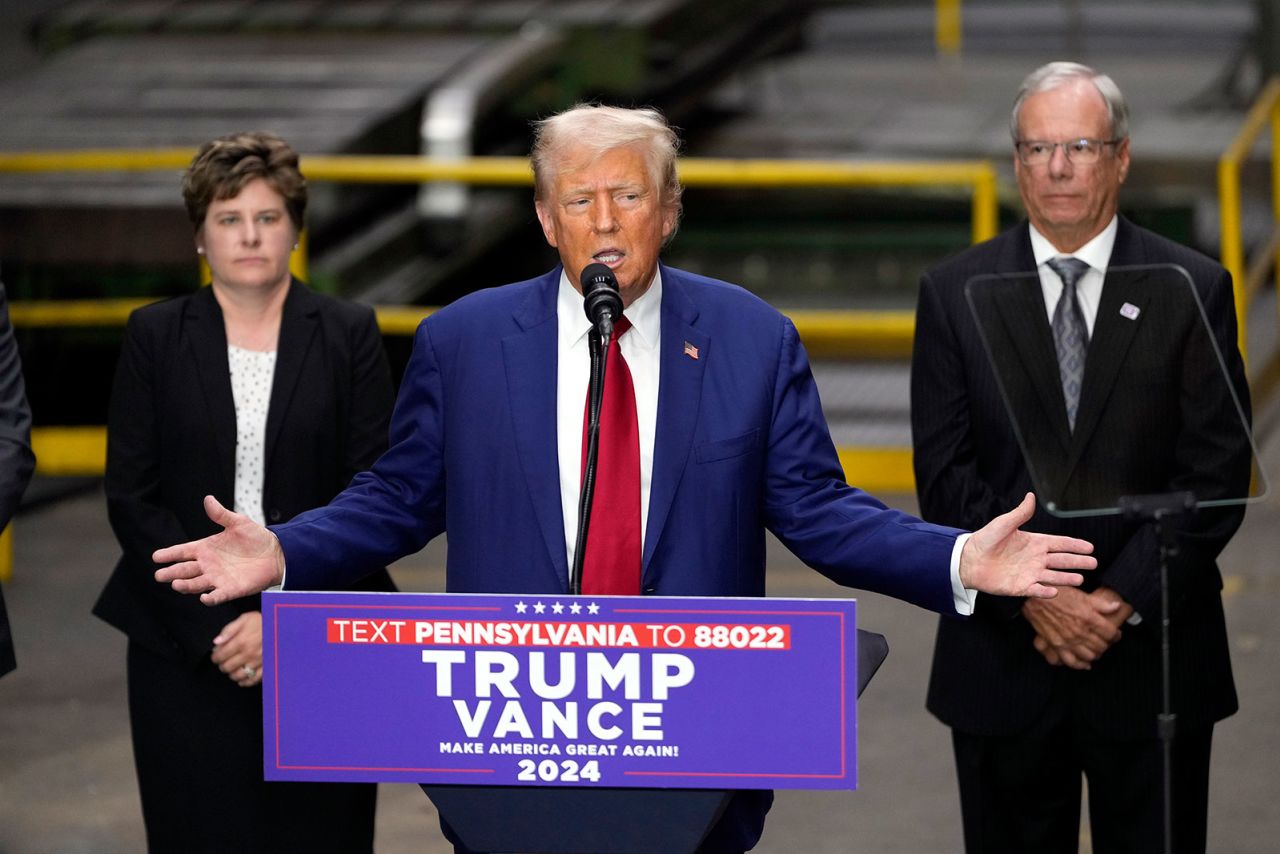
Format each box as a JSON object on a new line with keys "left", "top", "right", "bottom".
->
{"left": 0, "top": 151, "right": 1002, "bottom": 578}
{"left": 7, "top": 297, "right": 949, "bottom": 501}
{"left": 0, "top": 150, "right": 999, "bottom": 245}
{"left": 1219, "top": 77, "right": 1280, "bottom": 395}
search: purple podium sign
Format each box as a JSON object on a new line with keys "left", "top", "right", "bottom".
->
{"left": 263, "top": 591, "right": 859, "bottom": 790}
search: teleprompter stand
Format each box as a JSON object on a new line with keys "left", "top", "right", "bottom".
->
{"left": 963, "top": 264, "right": 1265, "bottom": 854}
{"left": 423, "top": 630, "right": 889, "bottom": 853}
{"left": 1118, "top": 491, "right": 1195, "bottom": 854}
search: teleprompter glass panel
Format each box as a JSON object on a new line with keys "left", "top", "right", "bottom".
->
{"left": 963, "top": 264, "right": 1265, "bottom": 518}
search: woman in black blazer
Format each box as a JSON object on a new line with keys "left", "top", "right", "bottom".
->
{"left": 94, "top": 132, "right": 395, "bottom": 853}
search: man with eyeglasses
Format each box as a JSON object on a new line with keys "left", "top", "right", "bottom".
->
{"left": 911, "top": 62, "right": 1251, "bottom": 853}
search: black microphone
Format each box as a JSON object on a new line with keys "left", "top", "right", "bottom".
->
{"left": 580, "top": 263, "right": 623, "bottom": 340}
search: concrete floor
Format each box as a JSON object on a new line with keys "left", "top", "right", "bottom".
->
{"left": 1, "top": 471, "right": 1276, "bottom": 853}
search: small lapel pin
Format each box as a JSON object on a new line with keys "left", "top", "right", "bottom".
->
{"left": 682, "top": 341, "right": 699, "bottom": 360}
{"left": 1119, "top": 302, "right": 1140, "bottom": 320}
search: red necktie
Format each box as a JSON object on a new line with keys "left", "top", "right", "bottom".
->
{"left": 580, "top": 316, "right": 641, "bottom": 595}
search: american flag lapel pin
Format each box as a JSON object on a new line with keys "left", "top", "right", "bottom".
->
{"left": 683, "top": 341, "right": 699, "bottom": 360}
{"left": 1119, "top": 302, "right": 1141, "bottom": 320}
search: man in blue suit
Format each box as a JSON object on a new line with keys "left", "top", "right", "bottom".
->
{"left": 156, "top": 104, "right": 1096, "bottom": 851}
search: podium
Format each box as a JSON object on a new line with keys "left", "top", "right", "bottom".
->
{"left": 423, "top": 629, "right": 887, "bottom": 854}
{"left": 264, "top": 592, "right": 888, "bottom": 854}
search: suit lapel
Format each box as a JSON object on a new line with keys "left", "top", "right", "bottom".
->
{"left": 264, "top": 280, "right": 318, "bottom": 474}
{"left": 643, "top": 266, "right": 707, "bottom": 578}
{"left": 502, "top": 270, "right": 569, "bottom": 587}
{"left": 991, "top": 273, "right": 1074, "bottom": 453}
{"left": 184, "top": 287, "right": 236, "bottom": 494}
{"left": 990, "top": 230, "right": 1074, "bottom": 452}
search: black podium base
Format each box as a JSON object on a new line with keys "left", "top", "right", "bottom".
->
{"left": 424, "top": 785, "right": 731, "bottom": 854}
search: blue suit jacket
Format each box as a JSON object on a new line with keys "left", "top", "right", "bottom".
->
{"left": 276, "top": 264, "right": 961, "bottom": 611}
{"left": 274, "top": 264, "right": 965, "bottom": 851}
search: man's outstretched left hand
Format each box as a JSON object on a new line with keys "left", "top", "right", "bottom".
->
{"left": 959, "top": 493, "right": 1095, "bottom": 599}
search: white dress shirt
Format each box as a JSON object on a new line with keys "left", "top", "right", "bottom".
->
{"left": 1029, "top": 215, "right": 1119, "bottom": 333}
{"left": 227, "top": 344, "right": 276, "bottom": 527}
{"left": 556, "top": 269, "right": 662, "bottom": 571}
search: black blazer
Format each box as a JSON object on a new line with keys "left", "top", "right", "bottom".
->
{"left": 0, "top": 282, "right": 35, "bottom": 677}
{"left": 95, "top": 281, "right": 395, "bottom": 666}
{"left": 911, "top": 218, "right": 1251, "bottom": 738}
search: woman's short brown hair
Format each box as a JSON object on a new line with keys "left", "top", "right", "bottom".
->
{"left": 181, "top": 131, "right": 307, "bottom": 231}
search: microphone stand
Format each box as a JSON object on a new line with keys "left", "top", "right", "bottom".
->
{"left": 570, "top": 325, "right": 610, "bottom": 595}
{"left": 1116, "top": 490, "right": 1195, "bottom": 854}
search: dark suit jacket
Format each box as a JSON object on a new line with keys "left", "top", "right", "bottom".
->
{"left": 95, "top": 281, "right": 396, "bottom": 666}
{"left": 911, "top": 217, "right": 1251, "bottom": 739}
{"left": 273, "top": 263, "right": 967, "bottom": 850}
{"left": 0, "top": 282, "right": 35, "bottom": 677}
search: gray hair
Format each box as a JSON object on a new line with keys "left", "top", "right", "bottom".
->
{"left": 531, "top": 104, "right": 683, "bottom": 231}
{"left": 1010, "top": 62, "right": 1130, "bottom": 141}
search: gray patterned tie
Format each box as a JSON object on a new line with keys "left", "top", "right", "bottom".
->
{"left": 1047, "top": 256, "right": 1090, "bottom": 431}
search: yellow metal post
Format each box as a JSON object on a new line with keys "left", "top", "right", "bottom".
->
{"left": 1218, "top": 77, "right": 1280, "bottom": 361}
{"left": 1272, "top": 101, "right": 1280, "bottom": 329}
{"left": 290, "top": 229, "right": 308, "bottom": 282}
{"left": 1219, "top": 156, "right": 1247, "bottom": 360}
{"left": 0, "top": 525, "right": 10, "bottom": 584}
{"left": 971, "top": 163, "right": 999, "bottom": 244}
{"left": 936, "top": 0, "right": 962, "bottom": 57}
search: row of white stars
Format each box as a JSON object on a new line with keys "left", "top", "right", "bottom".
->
{"left": 513, "top": 601, "right": 601, "bottom": 615}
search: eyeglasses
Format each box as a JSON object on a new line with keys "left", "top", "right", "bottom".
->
{"left": 1015, "top": 138, "right": 1121, "bottom": 166}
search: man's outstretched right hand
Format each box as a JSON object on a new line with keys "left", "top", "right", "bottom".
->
{"left": 153, "top": 495, "right": 284, "bottom": 606}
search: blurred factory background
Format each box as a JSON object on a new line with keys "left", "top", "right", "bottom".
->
{"left": 3, "top": 2, "right": 1280, "bottom": 852}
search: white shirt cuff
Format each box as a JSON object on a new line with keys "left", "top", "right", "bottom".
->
{"left": 950, "top": 532, "right": 976, "bottom": 615}
{"left": 268, "top": 530, "right": 285, "bottom": 592}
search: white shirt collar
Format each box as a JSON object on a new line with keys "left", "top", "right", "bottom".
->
{"left": 1028, "top": 216, "right": 1118, "bottom": 273}
{"left": 556, "top": 266, "right": 662, "bottom": 348}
